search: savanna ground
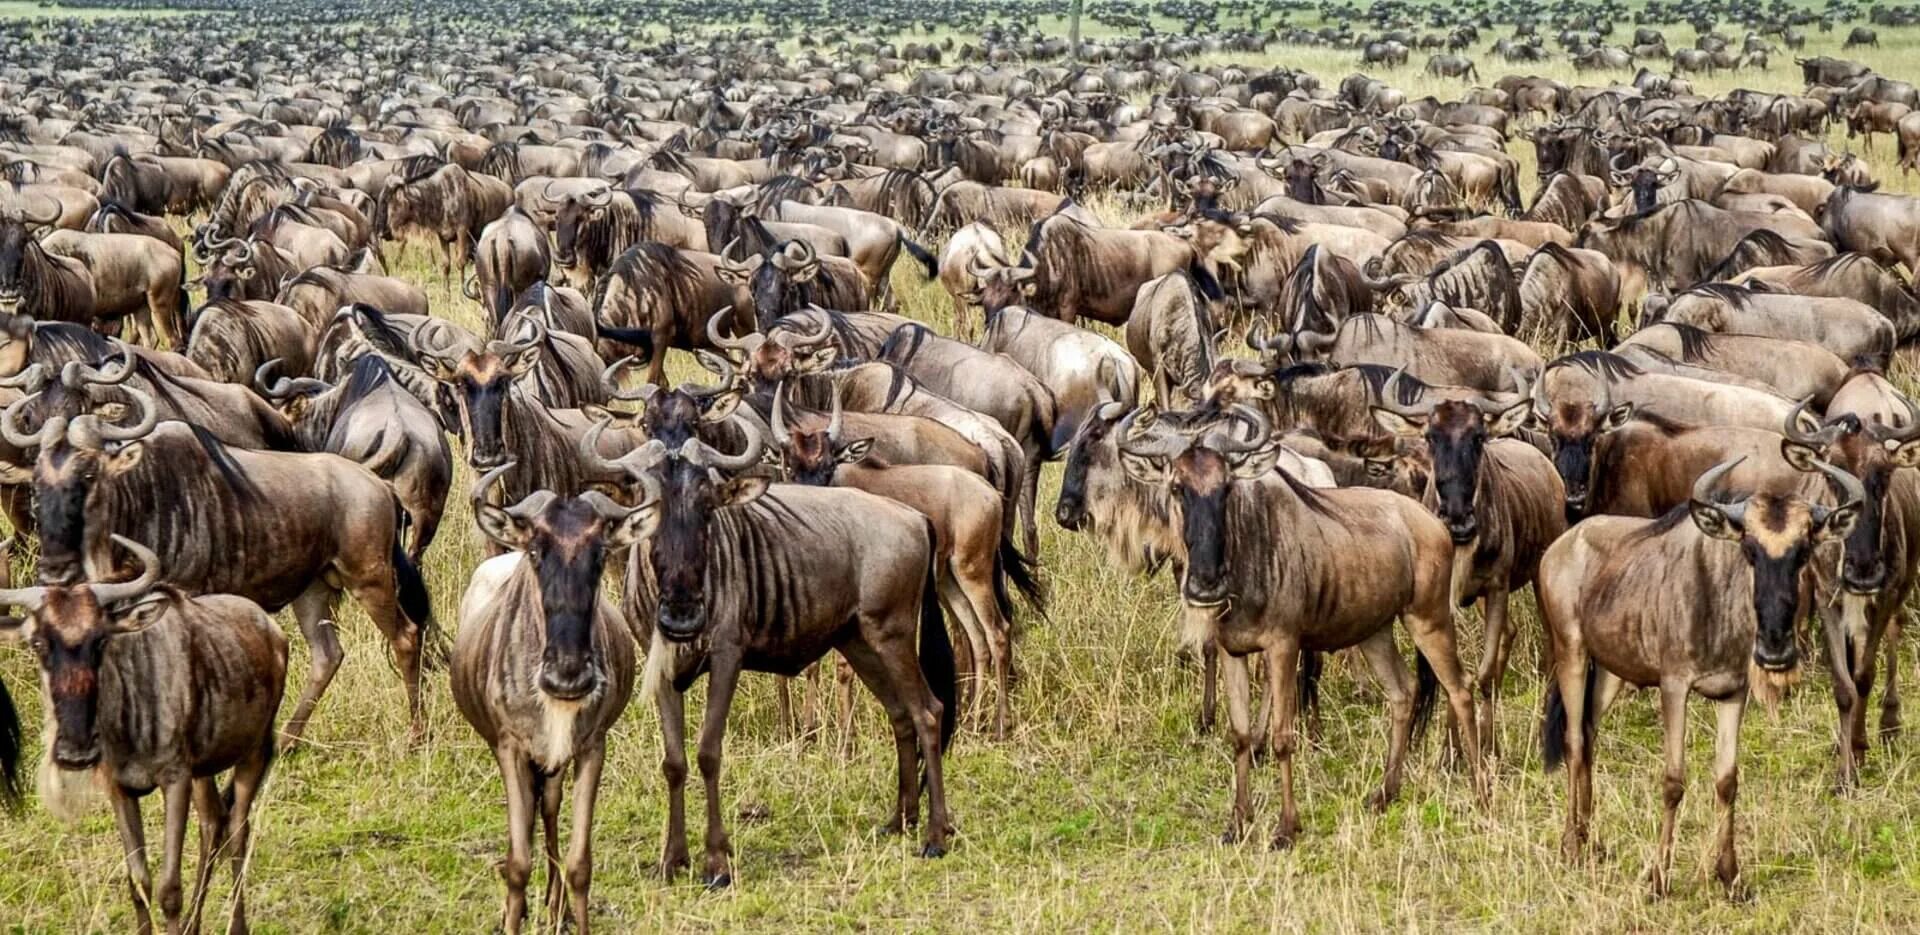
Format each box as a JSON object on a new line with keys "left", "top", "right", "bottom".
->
{"left": 5, "top": 4, "right": 1920, "bottom": 932}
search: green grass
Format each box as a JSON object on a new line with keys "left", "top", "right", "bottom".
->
{"left": 6, "top": 14, "right": 1920, "bottom": 934}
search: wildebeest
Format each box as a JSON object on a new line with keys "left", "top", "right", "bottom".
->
{"left": 452, "top": 465, "right": 656, "bottom": 933}
{"left": 0, "top": 537, "right": 286, "bottom": 934}
{"left": 1540, "top": 459, "right": 1863, "bottom": 896}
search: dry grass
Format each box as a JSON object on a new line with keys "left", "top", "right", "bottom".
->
{"left": 5, "top": 13, "right": 1920, "bottom": 935}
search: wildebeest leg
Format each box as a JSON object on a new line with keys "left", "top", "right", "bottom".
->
{"left": 1219, "top": 652, "right": 1254, "bottom": 844}
{"left": 1711, "top": 696, "right": 1745, "bottom": 894}
{"left": 408, "top": 507, "right": 440, "bottom": 566}
{"left": 1199, "top": 637, "right": 1219, "bottom": 735}
{"left": 656, "top": 682, "right": 691, "bottom": 880}
{"left": 1849, "top": 610, "right": 1887, "bottom": 773}
{"left": 1020, "top": 463, "right": 1041, "bottom": 557}
{"left": 220, "top": 733, "right": 273, "bottom": 935}
{"left": 1404, "top": 604, "right": 1488, "bottom": 801}
{"left": 1549, "top": 636, "right": 1594, "bottom": 861}
{"left": 562, "top": 745, "right": 607, "bottom": 933}
{"left": 835, "top": 655, "right": 858, "bottom": 759}
{"left": 697, "top": 651, "right": 744, "bottom": 888}
{"left": 349, "top": 575, "right": 425, "bottom": 745}
{"left": 156, "top": 779, "right": 191, "bottom": 933}
{"left": 110, "top": 787, "right": 156, "bottom": 935}
{"left": 849, "top": 625, "right": 952, "bottom": 857}
{"left": 1648, "top": 680, "right": 1688, "bottom": 898}
{"left": 1883, "top": 614, "right": 1904, "bottom": 741}
{"left": 836, "top": 640, "right": 918, "bottom": 835}
{"left": 1262, "top": 637, "right": 1306, "bottom": 849}
{"left": 943, "top": 571, "right": 1006, "bottom": 739}
{"left": 535, "top": 768, "right": 563, "bottom": 924}
{"left": 1474, "top": 588, "right": 1514, "bottom": 759}
{"left": 775, "top": 676, "right": 797, "bottom": 742}
{"left": 280, "top": 583, "right": 342, "bottom": 749}
{"left": 493, "top": 748, "right": 537, "bottom": 934}
{"left": 187, "top": 778, "right": 228, "bottom": 933}
{"left": 1357, "top": 628, "right": 1416, "bottom": 813}
{"left": 1822, "top": 604, "right": 1864, "bottom": 788}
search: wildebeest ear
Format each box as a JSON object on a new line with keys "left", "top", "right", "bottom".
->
{"left": 1370, "top": 406, "right": 1423, "bottom": 437}
{"left": 1118, "top": 451, "right": 1167, "bottom": 484}
{"left": 605, "top": 503, "right": 661, "bottom": 549}
{"left": 580, "top": 404, "right": 613, "bottom": 424}
{"left": 0, "top": 614, "right": 29, "bottom": 643}
{"left": 1600, "top": 402, "right": 1634, "bottom": 432}
{"left": 1818, "top": 503, "right": 1862, "bottom": 544}
{"left": 0, "top": 461, "right": 29, "bottom": 485}
{"left": 1689, "top": 504, "right": 1742, "bottom": 542}
{"left": 1486, "top": 401, "right": 1529, "bottom": 438}
{"left": 837, "top": 438, "right": 874, "bottom": 464}
{"left": 716, "top": 264, "right": 748, "bottom": 285}
{"left": 699, "top": 389, "right": 741, "bottom": 423}
{"left": 1888, "top": 437, "right": 1920, "bottom": 469}
{"left": 106, "top": 441, "right": 146, "bottom": 474}
{"left": 111, "top": 593, "right": 170, "bottom": 634}
{"left": 718, "top": 475, "right": 769, "bottom": 507}
{"left": 421, "top": 352, "right": 462, "bottom": 382}
{"left": 505, "top": 347, "right": 542, "bottom": 377}
{"left": 474, "top": 503, "right": 534, "bottom": 550}
{"left": 1229, "top": 444, "right": 1280, "bottom": 479}
{"left": 1779, "top": 437, "right": 1822, "bottom": 473}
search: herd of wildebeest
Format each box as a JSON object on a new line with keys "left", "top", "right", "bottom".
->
{"left": 8, "top": 0, "right": 1920, "bottom": 928}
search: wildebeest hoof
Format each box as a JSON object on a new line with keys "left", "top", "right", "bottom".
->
{"left": 704, "top": 872, "right": 732, "bottom": 891}
{"left": 1220, "top": 824, "right": 1245, "bottom": 845}
{"left": 658, "top": 856, "right": 688, "bottom": 880}
{"left": 919, "top": 842, "right": 946, "bottom": 859}
{"left": 1270, "top": 829, "right": 1297, "bottom": 851}
{"left": 1365, "top": 788, "right": 1395, "bottom": 813}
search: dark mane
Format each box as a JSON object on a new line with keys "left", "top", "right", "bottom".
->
{"left": 1548, "top": 349, "right": 1645, "bottom": 382}
{"left": 1349, "top": 363, "right": 1430, "bottom": 405}
{"left": 1682, "top": 281, "right": 1753, "bottom": 309}
{"left": 1655, "top": 322, "right": 1717, "bottom": 362}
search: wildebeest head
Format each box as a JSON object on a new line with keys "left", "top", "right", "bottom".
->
{"left": 632, "top": 424, "right": 767, "bottom": 642}
{"left": 5, "top": 373, "right": 158, "bottom": 585}
{"left": 705, "top": 307, "right": 835, "bottom": 396}
{"left": 0, "top": 535, "right": 165, "bottom": 769}
{"left": 769, "top": 380, "right": 871, "bottom": 486}
{"left": 1371, "top": 368, "right": 1531, "bottom": 543}
{"left": 599, "top": 348, "right": 744, "bottom": 449}
{"left": 1608, "top": 154, "right": 1680, "bottom": 214}
{"left": 470, "top": 464, "right": 659, "bottom": 699}
{"left": 1056, "top": 360, "right": 1142, "bottom": 532}
{"left": 0, "top": 201, "right": 62, "bottom": 314}
{"left": 1117, "top": 404, "right": 1279, "bottom": 606}
{"left": 1534, "top": 356, "right": 1635, "bottom": 518}
{"left": 551, "top": 184, "right": 613, "bottom": 269}
{"left": 197, "top": 237, "right": 268, "bottom": 301}
{"left": 1688, "top": 457, "right": 1862, "bottom": 672}
{"left": 721, "top": 239, "right": 823, "bottom": 328}
{"left": 414, "top": 316, "right": 543, "bottom": 470}
{"left": 1780, "top": 397, "right": 1920, "bottom": 595}
{"left": 969, "top": 259, "right": 1035, "bottom": 317}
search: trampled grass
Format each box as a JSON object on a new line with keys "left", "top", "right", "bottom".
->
{"left": 4, "top": 11, "right": 1920, "bottom": 934}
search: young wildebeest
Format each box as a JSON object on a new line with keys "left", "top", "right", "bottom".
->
{"left": 1540, "top": 459, "right": 1864, "bottom": 896}
{"left": 769, "top": 383, "right": 1043, "bottom": 738}
{"left": 587, "top": 425, "right": 958, "bottom": 886}
{"left": 453, "top": 465, "right": 657, "bottom": 934}
{"left": 1, "top": 537, "right": 286, "bottom": 935}
{"left": 1115, "top": 404, "right": 1487, "bottom": 846}
{"left": 1369, "top": 371, "right": 1566, "bottom": 755}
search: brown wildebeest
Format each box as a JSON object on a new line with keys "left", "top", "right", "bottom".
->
{"left": 1540, "top": 458, "right": 1863, "bottom": 896}
{"left": 1115, "top": 404, "right": 1487, "bottom": 847}
{"left": 0, "top": 537, "right": 286, "bottom": 935}
{"left": 452, "top": 465, "right": 656, "bottom": 934}
{"left": 1369, "top": 371, "right": 1566, "bottom": 756}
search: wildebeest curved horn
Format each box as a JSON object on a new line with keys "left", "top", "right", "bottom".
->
{"left": 541, "top": 179, "right": 563, "bottom": 203}
{"left": 0, "top": 363, "right": 48, "bottom": 391}
{"left": 489, "top": 314, "right": 546, "bottom": 357}
{"left": 1209, "top": 404, "right": 1272, "bottom": 456}
{"left": 0, "top": 577, "right": 46, "bottom": 612}
{"left": 1375, "top": 366, "right": 1434, "bottom": 419}
{"left": 411, "top": 316, "right": 464, "bottom": 358}
{"left": 1783, "top": 396, "right": 1839, "bottom": 446}
{"left": 967, "top": 254, "right": 996, "bottom": 280}
{"left": 578, "top": 418, "right": 669, "bottom": 479}
{"left": 718, "top": 238, "right": 749, "bottom": 266}
{"left": 782, "top": 306, "right": 836, "bottom": 347}
{"left": 687, "top": 350, "right": 739, "bottom": 398}
{"left": 1690, "top": 456, "right": 1750, "bottom": 528}
{"left": 90, "top": 535, "right": 161, "bottom": 607}
{"left": 461, "top": 267, "right": 481, "bottom": 301}
{"left": 19, "top": 195, "right": 61, "bottom": 227}
{"left": 1115, "top": 404, "right": 1187, "bottom": 460}
{"left": 0, "top": 393, "right": 55, "bottom": 450}
{"left": 88, "top": 384, "right": 158, "bottom": 443}
{"left": 581, "top": 186, "right": 614, "bottom": 208}
{"left": 705, "top": 307, "right": 755, "bottom": 353}
{"left": 770, "top": 380, "right": 794, "bottom": 439}
{"left": 826, "top": 378, "right": 846, "bottom": 444}
{"left": 787, "top": 239, "right": 816, "bottom": 270}
{"left": 600, "top": 356, "right": 659, "bottom": 403}
{"left": 1092, "top": 357, "right": 1126, "bottom": 421}
{"left": 678, "top": 417, "right": 764, "bottom": 473}
{"left": 1886, "top": 393, "right": 1920, "bottom": 441}
{"left": 77, "top": 344, "right": 136, "bottom": 387}
{"left": 1814, "top": 459, "right": 1868, "bottom": 518}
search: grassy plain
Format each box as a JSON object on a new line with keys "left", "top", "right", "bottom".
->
{"left": 4, "top": 9, "right": 1920, "bottom": 934}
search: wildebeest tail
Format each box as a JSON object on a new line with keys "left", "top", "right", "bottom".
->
{"left": 993, "top": 527, "right": 1047, "bottom": 625}
{"left": 917, "top": 547, "right": 959, "bottom": 752}
{"left": 1188, "top": 258, "right": 1226, "bottom": 302}
{"left": 594, "top": 318, "right": 656, "bottom": 367}
{"left": 899, "top": 231, "right": 939, "bottom": 279}
{"left": 390, "top": 507, "right": 442, "bottom": 668}
{"left": 0, "top": 675, "right": 21, "bottom": 811}
{"left": 1542, "top": 659, "right": 1599, "bottom": 771}
{"left": 1410, "top": 649, "right": 1439, "bottom": 740}
{"left": 1298, "top": 650, "right": 1324, "bottom": 720}
{"left": 173, "top": 262, "right": 190, "bottom": 352}
{"left": 1499, "top": 162, "right": 1524, "bottom": 218}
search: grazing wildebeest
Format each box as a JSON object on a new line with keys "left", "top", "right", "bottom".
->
{"left": 0, "top": 537, "right": 286, "bottom": 935}
{"left": 1540, "top": 459, "right": 1863, "bottom": 896}
{"left": 452, "top": 465, "right": 657, "bottom": 934}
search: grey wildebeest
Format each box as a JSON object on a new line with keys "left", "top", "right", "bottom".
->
{"left": 452, "top": 464, "right": 657, "bottom": 934}
{"left": 1114, "top": 404, "right": 1487, "bottom": 846}
{"left": 2, "top": 392, "right": 433, "bottom": 747}
{"left": 1539, "top": 459, "right": 1864, "bottom": 896}
{"left": 587, "top": 426, "right": 958, "bottom": 886}
{"left": 0, "top": 537, "right": 286, "bottom": 935}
